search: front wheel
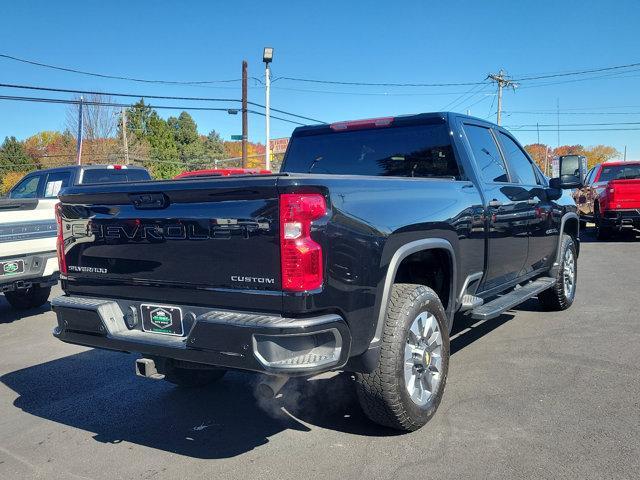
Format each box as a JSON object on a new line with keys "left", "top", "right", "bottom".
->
{"left": 4, "top": 285, "right": 51, "bottom": 310}
{"left": 355, "top": 284, "right": 449, "bottom": 431}
{"left": 538, "top": 234, "right": 577, "bottom": 311}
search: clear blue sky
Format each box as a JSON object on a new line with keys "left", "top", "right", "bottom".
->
{"left": 1, "top": 0, "right": 640, "bottom": 158}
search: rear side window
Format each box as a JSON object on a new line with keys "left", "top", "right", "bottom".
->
{"left": 9, "top": 175, "right": 42, "bottom": 199}
{"left": 498, "top": 132, "right": 539, "bottom": 185}
{"left": 463, "top": 125, "right": 509, "bottom": 183}
{"left": 44, "top": 171, "right": 71, "bottom": 198}
{"left": 598, "top": 164, "right": 640, "bottom": 182}
{"left": 283, "top": 124, "right": 460, "bottom": 179}
{"left": 81, "top": 169, "right": 150, "bottom": 184}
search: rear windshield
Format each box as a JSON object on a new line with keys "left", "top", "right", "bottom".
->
{"left": 599, "top": 164, "right": 640, "bottom": 182}
{"left": 80, "top": 169, "right": 150, "bottom": 184}
{"left": 283, "top": 123, "right": 460, "bottom": 178}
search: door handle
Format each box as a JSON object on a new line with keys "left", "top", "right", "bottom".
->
{"left": 488, "top": 199, "right": 503, "bottom": 207}
{"left": 526, "top": 198, "right": 538, "bottom": 205}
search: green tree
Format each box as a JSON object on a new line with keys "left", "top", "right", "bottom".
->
{"left": 146, "top": 113, "right": 181, "bottom": 179}
{"left": 0, "top": 136, "right": 32, "bottom": 172}
{"left": 203, "top": 130, "right": 226, "bottom": 161}
{"left": 168, "top": 112, "right": 205, "bottom": 169}
{"left": 125, "top": 100, "right": 154, "bottom": 142}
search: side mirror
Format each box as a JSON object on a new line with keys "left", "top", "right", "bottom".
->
{"left": 549, "top": 176, "right": 581, "bottom": 190}
{"left": 552, "top": 154, "right": 587, "bottom": 189}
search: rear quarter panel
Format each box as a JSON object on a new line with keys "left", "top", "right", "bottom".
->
{"left": 278, "top": 174, "right": 484, "bottom": 355}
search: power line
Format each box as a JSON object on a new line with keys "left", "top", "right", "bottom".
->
{"left": 440, "top": 82, "right": 490, "bottom": 111}
{"left": 0, "top": 82, "right": 325, "bottom": 123}
{"left": 0, "top": 53, "right": 241, "bottom": 85}
{"left": 0, "top": 94, "right": 307, "bottom": 125}
{"left": 275, "top": 76, "right": 486, "bottom": 87}
{"left": 272, "top": 60, "right": 640, "bottom": 89}
{"left": 506, "top": 121, "right": 640, "bottom": 128}
{"left": 271, "top": 86, "right": 477, "bottom": 96}
{"left": 517, "top": 68, "right": 640, "bottom": 90}
{"left": 512, "top": 61, "right": 640, "bottom": 81}
{"left": 506, "top": 127, "right": 640, "bottom": 132}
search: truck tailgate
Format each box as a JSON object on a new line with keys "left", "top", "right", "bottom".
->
{"left": 607, "top": 179, "right": 640, "bottom": 209}
{"left": 58, "top": 177, "right": 282, "bottom": 309}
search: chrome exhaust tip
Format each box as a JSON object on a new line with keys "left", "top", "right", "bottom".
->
{"left": 135, "top": 358, "right": 165, "bottom": 380}
{"left": 256, "top": 375, "right": 289, "bottom": 399}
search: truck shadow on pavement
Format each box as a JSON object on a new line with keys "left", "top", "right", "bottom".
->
{"left": 1, "top": 309, "right": 518, "bottom": 458}
{"left": 579, "top": 227, "right": 639, "bottom": 243}
{"left": 0, "top": 298, "right": 51, "bottom": 324}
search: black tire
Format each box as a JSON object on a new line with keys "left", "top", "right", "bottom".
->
{"left": 538, "top": 234, "right": 577, "bottom": 311}
{"left": 355, "top": 284, "right": 449, "bottom": 431}
{"left": 163, "top": 365, "right": 226, "bottom": 388}
{"left": 4, "top": 285, "right": 51, "bottom": 310}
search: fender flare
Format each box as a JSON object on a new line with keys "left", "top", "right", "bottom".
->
{"left": 555, "top": 212, "right": 580, "bottom": 265}
{"left": 369, "top": 238, "right": 457, "bottom": 348}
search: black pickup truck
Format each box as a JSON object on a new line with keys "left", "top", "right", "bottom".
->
{"left": 51, "top": 113, "right": 582, "bottom": 431}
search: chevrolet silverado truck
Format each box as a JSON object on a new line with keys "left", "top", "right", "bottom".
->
{"left": 51, "top": 113, "right": 582, "bottom": 431}
{"left": 0, "top": 198, "right": 59, "bottom": 309}
{"left": 0, "top": 165, "right": 151, "bottom": 310}
{"left": 574, "top": 160, "right": 640, "bottom": 239}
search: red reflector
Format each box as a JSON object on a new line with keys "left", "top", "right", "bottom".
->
{"left": 280, "top": 193, "right": 326, "bottom": 292}
{"left": 330, "top": 116, "right": 394, "bottom": 131}
{"left": 55, "top": 203, "right": 67, "bottom": 275}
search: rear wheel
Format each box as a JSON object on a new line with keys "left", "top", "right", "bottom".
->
{"left": 163, "top": 362, "right": 227, "bottom": 388}
{"left": 539, "top": 234, "right": 577, "bottom": 311}
{"left": 4, "top": 285, "right": 51, "bottom": 310}
{"left": 355, "top": 284, "right": 449, "bottom": 431}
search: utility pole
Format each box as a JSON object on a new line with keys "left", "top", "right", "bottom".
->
{"left": 556, "top": 98, "right": 560, "bottom": 147}
{"left": 76, "top": 96, "right": 84, "bottom": 165}
{"left": 487, "top": 70, "right": 517, "bottom": 125}
{"left": 121, "top": 107, "right": 130, "bottom": 164}
{"left": 241, "top": 60, "right": 248, "bottom": 168}
{"left": 624, "top": 145, "right": 627, "bottom": 161}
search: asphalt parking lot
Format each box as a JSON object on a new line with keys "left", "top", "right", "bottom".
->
{"left": 0, "top": 229, "right": 638, "bottom": 480}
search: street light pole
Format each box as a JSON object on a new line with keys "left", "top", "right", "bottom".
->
{"left": 121, "top": 107, "right": 130, "bottom": 165}
{"left": 263, "top": 47, "right": 273, "bottom": 171}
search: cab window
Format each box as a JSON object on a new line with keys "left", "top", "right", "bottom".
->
{"left": 9, "top": 174, "right": 43, "bottom": 199}
{"left": 463, "top": 124, "right": 509, "bottom": 183}
{"left": 498, "top": 132, "right": 539, "bottom": 185}
{"left": 44, "top": 171, "right": 71, "bottom": 198}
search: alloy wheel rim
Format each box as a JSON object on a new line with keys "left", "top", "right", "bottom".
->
{"left": 404, "top": 311, "right": 443, "bottom": 407}
{"left": 563, "top": 248, "right": 576, "bottom": 299}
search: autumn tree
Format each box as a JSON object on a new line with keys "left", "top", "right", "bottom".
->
{"left": 524, "top": 143, "right": 551, "bottom": 171}
{"left": 23, "top": 131, "right": 75, "bottom": 168}
{"left": 583, "top": 145, "right": 620, "bottom": 169}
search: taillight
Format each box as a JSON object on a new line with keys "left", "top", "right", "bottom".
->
{"left": 55, "top": 203, "right": 67, "bottom": 275}
{"left": 280, "top": 193, "right": 326, "bottom": 292}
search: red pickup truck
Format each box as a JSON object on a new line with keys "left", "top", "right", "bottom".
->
{"left": 574, "top": 161, "right": 640, "bottom": 239}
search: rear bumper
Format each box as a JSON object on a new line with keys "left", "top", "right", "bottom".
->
{"left": 51, "top": 295, "right": 351, "bottom": 376}
{"left": 601, "top": 209, "right": 640, "bottom": 230}
{"left": 0, "top": 252, "right": 58, "bottom": 292}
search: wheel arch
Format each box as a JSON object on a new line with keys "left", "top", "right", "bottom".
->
{"left": 370, "top": 238, "right": 457, "bottom": 348}
{"left": 557, "top": 212, "right": 580, "bottom": 263}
